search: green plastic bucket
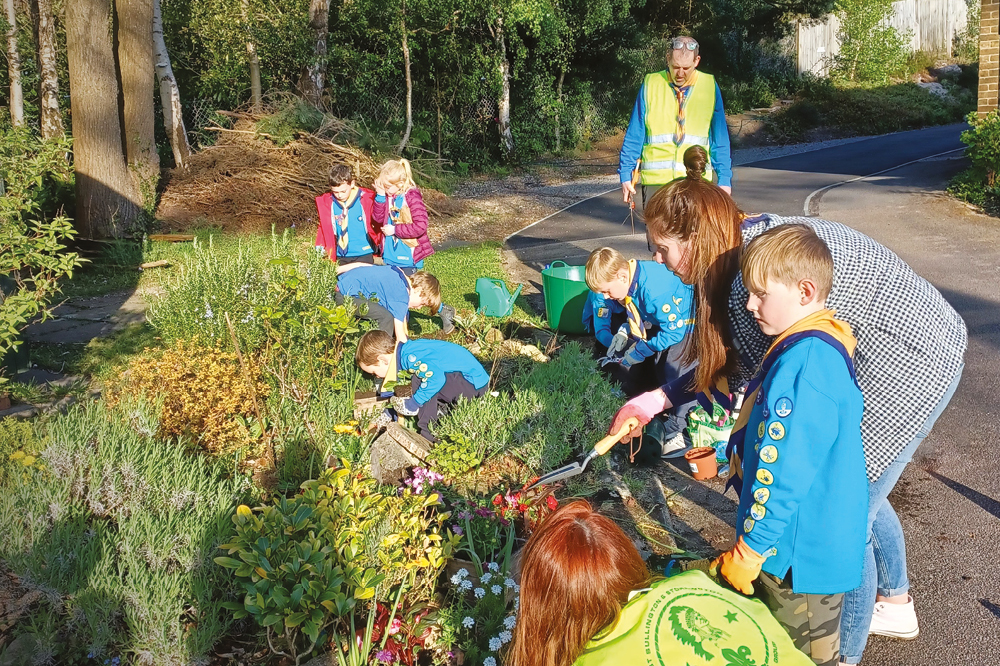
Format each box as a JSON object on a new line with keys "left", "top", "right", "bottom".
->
{"left": 541, "top": 261, "right": 589, "bottom": 334}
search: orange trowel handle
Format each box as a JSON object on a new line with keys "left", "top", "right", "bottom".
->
{"left": 594, "top": 417, "right": 641, "bottom": 456}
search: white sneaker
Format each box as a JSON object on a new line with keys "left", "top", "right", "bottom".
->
{"left": 869, "top": 596, "right": 919, "bottom": 640}
{"left": 660, "top": 432, "right": 691, "bottom": 459}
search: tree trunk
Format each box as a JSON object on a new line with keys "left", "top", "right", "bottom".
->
{"left": 554, "top": 67, "right": 564, "bottom": 152}
{"left": 241, "top": 0, "right": 262, "bottom": 112}
{"left": 496, "top": 16, "right": 514, "bottom": 157}
{"left": 302, "top": 0, "right": 330, "bottom": 106}
{"left": 397, "top": 14, "right": 413, "bottom": 154}
{"left": 4, "top": 0, "right": 24, "bottom": 127}
{"left": 117, "top": 0, "right": 159, "bottom": 197}
{"left": 33, "top": 0, "right": 63, "bottom": 137}
{"left": 66, "top": 0, "right": 141, "bottom": 238}
{"left": 152, "top": 0, "right": 190, "bottom": 168}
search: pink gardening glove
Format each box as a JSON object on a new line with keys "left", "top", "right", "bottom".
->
{"left": 609, "top": 390, "right": 667, "bottom": 441}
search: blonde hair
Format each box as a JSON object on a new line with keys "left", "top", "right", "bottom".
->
{"left": 356, "top": 330, "right": 396, "bottom": 366}
{"left": 379, "top": 158, "right": 416, "bottom": 191}
{"left": 585, "top": 247, "right": 629, "bottom": 291}
{"left": 741, "top": 224, "right": 833, "bottom": 301}
{"left": 409, "top": 271, "right": 441, "bottom": 313}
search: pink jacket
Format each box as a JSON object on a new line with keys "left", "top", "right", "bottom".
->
{"left": 372, "top": 188, "right": 435, "bottom": 264}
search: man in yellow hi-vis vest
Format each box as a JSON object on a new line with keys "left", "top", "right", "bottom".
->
{"left": 619, "top": 36, "right": 732, "bottom": 205}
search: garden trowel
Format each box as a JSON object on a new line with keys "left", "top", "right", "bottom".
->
{"left": 525, "top": 417, "right": 640, "bottom": 491}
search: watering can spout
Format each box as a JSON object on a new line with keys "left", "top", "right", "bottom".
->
{"left": 476, "top": 277, "right": 522, "bottom": 317}
{"left": 506, "top": 283, "right": 523, "bottom": 309}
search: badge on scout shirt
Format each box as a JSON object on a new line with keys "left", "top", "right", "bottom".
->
{"left": 767, "top": 422, "right": 785, "bottom": 440}
{"left": 759, "top": 445, "right": 778, "bottom": 464}
{"left": 774, "top": 397, "right": 793, "bottom": 418}
{"left": 750, "top": 503, "right": 766, "bottom": 520}
{"left": 756, "top": 468, "right": 773, "bottom": 485}
{"left": 662, "top": 303, "right": 671, "bottom": 313}
{"left": 753, "top": 487, "right": 770, "bottom": 504}
{"left": 757, "top": 422, "right": 766, "bottom": 438}
{"left": 743, "top": 517, "right": 755, "bottom": 533}
{"left": 598, "top": 307, "right": 608, "bottom": 318}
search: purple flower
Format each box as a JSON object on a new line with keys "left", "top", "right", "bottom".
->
{"left": 452, "top": 525, "right": 464, "bottom": 535}
{"left": 375, "top": 649, "right": 396, "bottom": 663}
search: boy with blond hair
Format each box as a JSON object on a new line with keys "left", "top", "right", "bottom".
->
{"left": 356, "top": 330, "right": 489, "bottom": 441}
{"left": 584, "top": 246, "right": 694, "bottom": 454}
{"left": 711, "top": 224, "right": 867, "bottom": 666}
{"left": 336, "top": 264, "right": 450, "bottom": 340}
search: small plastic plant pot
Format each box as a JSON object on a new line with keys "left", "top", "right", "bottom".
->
{"left": 684, "top": 447, "right": 718, "bottom": 480}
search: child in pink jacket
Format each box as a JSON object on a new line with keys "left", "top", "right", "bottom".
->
{"left": 372, "top": 158, "right": 434, "bottom": 272}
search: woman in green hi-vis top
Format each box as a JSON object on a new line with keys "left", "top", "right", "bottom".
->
{"left": 507, "top": 501, "right": 812, "bottom": 666}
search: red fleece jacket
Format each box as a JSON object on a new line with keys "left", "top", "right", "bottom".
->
{"left": 372, "top": 188, "right": 435, "bottom": 263}
{"left": 314, "top": 188, "right": 380, "bottom": 260}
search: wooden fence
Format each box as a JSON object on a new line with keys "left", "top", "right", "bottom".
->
{"left": 796, "top": 0, "right": 971, "bottom": 76}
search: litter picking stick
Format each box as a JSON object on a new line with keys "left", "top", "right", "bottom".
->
{"left": 526, "top": 417, "right": 641, "bottom": 491}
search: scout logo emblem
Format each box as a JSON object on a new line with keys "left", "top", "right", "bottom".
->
{"left": 759, "top": 445, "right": 778, "bottom": 464}
{"left": 756, "top": 468, "right": 773, "bottom": 485}
{"left": 750, "top": 503, "right": 767, "bottom": 520}
{"left": 408, "top": 355, "right": 417, "bottom": 363}
{"left": 753, "top": 487, "right": 770, "bottom": 504}
{"left": 774, "top": 397, "right": 793, "bottom": 418}
{"left": 767, "top": 422, "right": 785, "bottom": 440}
{"left": 597, "top": 307, "right": 608, "bottom": 318}
{"left": 662, "top": 303, "right": 671, "bottom": 313}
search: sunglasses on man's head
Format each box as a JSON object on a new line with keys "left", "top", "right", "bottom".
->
{"left": 671, "top": 39, "right": 698, "bottom": 51}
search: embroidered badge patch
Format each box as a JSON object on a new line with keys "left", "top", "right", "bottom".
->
{"left": 419, "top": 363, "right": 428, "bottom": 372}
{"left": 597, "top": 307, "right": 608, "bottom": 318}
{"left": 756, "top": 468, "right": 774, "bottom": 485}
{"left": 753, "top": 487, "right": 770, "bottom": 504}
{"left": 408, "top": 355, "right": 417, "bottom": 363}
{"left": 759, "top": 445, "right": 778, "bottom": 464}
{"left": 743, "top": 517, "right": 755, "bottom": 533}
{"left": 662, "top": 303, "right": 671, "bottom": 313}
{"left": 757, "top": 422, "right": 766, "bottom": 438}
{"left": 774, "top": 397, "right": 793, "bottom": 418}
{"left": 668, "top": 313, "right": 677, "bottom": 322}
{"left": 767, "top": 422, "right": 785, "bottom": 440}
{"left": 750, "top": 503, "right": 767, "bottom": 520}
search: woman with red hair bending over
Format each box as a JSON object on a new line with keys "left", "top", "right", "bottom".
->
{"left": 508, "top": 500, "right": 812, "bottom": 666}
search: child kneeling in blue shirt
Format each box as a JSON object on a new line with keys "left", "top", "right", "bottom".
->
{"left": 711, "top": 224, "right": 867, "bottom": 666}
{"left": 356, "top": 330, "right": 489, "bottom": 441}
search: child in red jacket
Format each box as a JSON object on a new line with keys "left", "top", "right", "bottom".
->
{"left": 315, "top": 164, "right": 381, "bottom": 264}
{"left": 372, "top": 158, "right": 434, "bottom": 272}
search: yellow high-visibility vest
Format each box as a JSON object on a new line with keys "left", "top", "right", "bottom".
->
{"left": 640, "top": 70, "right": 716, "bottom": 185}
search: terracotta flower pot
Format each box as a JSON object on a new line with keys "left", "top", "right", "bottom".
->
{"left": 684, "top": 447, "right": 718, "bottom": 480}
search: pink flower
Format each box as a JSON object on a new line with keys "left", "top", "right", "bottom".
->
{"left": 389, "top": 618, "right": 402, "bottom": 635}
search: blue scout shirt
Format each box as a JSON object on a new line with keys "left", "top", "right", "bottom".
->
{"left": 582, "top": 292, "right": 626, "bottom": 347}
{"left": 333, "top": 192, "right": 373, "bottom": 257}
{"left": 378, "top": 194, "right": 425, "bottom": 269}
{"left": 397, "top": 339, "right": 489, "bottom": 405}
{"left": 627, "top": 261, "right": 694, "bottom": 360}
{"left": 336, "top": 265, "right": 410, "bottom": 323}
{"left": 737, "top": 336, "right": 867, "bottom": 595}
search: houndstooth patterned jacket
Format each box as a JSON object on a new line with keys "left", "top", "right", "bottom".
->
{"left": 730, "top": 214, "right": 967, "bottom": 482}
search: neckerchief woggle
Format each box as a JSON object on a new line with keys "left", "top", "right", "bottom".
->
{"left": 719, "top": 309, "right": 858, "bottom": 496}
{"left": 623, "top": 260, "right": 646, "bottom": 341}
{"left": 334, "top": 186, "right": 360, "bottom": 256}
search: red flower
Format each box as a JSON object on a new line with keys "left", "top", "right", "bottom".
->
{"left": 546, "top": 495, "right": 558, "bottom": 510}
{"left": 492, "top": 494, "right": 503, "bottom": 506}
{"left": 518, "top": 503, "right": 528, "bottom": 512}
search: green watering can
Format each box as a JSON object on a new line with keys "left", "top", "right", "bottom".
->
{"left": 476, "top": 277, "right": 523, "bottom": 317}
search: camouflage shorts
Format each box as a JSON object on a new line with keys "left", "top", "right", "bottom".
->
{"left": 755, "top": 572, "right": 843, "bottom": 666}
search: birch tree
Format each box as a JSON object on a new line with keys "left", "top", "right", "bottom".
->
{"left": 33, "top": 0, "right": 62, "bottom": 137}
{"left": 301, "top": 0, "right": 330, "bottom": 106}
{"left": 241, "top": 0, "right": 262, "bottom": 111}
{"left": 153, "top": 0, "right": 190, "bottom": 168}
{"left": 117, "top": 0, "right": 160, "bottom": 194}
{"left": 3, "top": 0, "right": 24, "bottom": 127}
{"left": 66, "top": 0, "right": 142, "bottom": 238}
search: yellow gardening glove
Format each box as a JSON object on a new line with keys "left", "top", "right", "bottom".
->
{"left": 711, "top": 536, "right": 767, "bottom": 595}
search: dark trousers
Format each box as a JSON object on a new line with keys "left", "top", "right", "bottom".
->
{"left": 411, "top": 372, "right": 487, "bottom": 442}
{"left": 334, "top": 291, "right": 395, "bottom": 333}
{"left": 339, "top": 253, "right": 375, "bottom": 265}
{"left": 756, "top": 571, "right": 844, "bottom": 666}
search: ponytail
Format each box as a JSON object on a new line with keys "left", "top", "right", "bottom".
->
{"left": 683, "top": 145, "right": 708, "bottom": 181}
{"left": 379, "top": 158, "right": 417, "bottom": 192}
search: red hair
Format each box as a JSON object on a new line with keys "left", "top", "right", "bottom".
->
{"left": 508, "top": 501, "right": 650, "bottom": 666}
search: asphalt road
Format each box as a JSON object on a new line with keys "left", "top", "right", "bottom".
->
{"left": 506, "top": 123, "right": 1000, "bottom": 663}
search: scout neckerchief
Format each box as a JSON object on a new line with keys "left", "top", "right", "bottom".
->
{"left": 334, "top": 187, "right": 359, "bottom": 256}
{"left": 668, "top": 69, "right": 699, "bottom": 146}
{"left": 387, "top": 190, "right": 419, "bottom": 250}
{"left": 384, "top": 340, "right": 403, "bottom": 384}
{"left": 722, "top": 309, "right": 858, "bottom": 496}
{"left": 622, "top": 260, "right": 647, "bottom": 341}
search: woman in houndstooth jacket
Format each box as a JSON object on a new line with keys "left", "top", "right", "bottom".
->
{"left": 609, "top": 147, "right": 966, "bottom": 665}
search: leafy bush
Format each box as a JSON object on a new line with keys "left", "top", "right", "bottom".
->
{"left": 216, "top": 464, "right": 457, "bottom": 663}
{"left": 0, "top": 128, "right": 83, "bottom": 377}
{"left": 949, "top": 110, "right": 1000, "bottom": 213}
{"left": 0, "top": 400, "right": 243, "bottom": 663}
{"left": 106, "top": 338, "right": 270, "bottom": 456}
{"left": 834, "top": 0, "right": 912, "bottom": 84}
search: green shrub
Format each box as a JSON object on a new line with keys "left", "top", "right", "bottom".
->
{"left": 949, "top": 110, "right": 1000, "bottom": 213}
{"left": 216, "top": 464, "right": 457, "bottom": 663}
{"left": 834, "top": 0, "right": 912, "bottom": 84}
{"left": 0, "top": 399, "right": 243, "bottom": 663}
{"left": 0, "top": 417, "right": 43, "bottom": 486}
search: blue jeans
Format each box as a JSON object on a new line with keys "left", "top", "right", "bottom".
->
{"left": 839, "top": 365, "right": 963, "bottom": 663}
